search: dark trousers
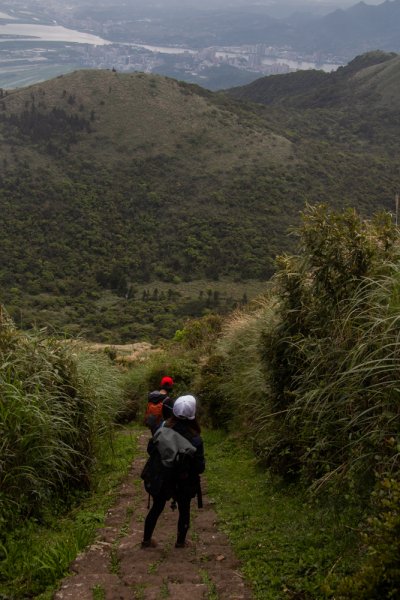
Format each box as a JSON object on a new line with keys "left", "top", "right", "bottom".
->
{"left": 143, "top": 490, "right": 192, "bottom": 544}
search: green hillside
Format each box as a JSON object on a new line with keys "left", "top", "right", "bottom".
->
{"left": 0, "top": 69, "right": 291, "bottom": 171}
{"left": 227, "top": 50, "right": 400, "bottom": 149}
{"left": 228, "top": 51, "right": 400, "bottom": 109}
{"left": 0, "top": 60, "right": 399, "bottom": 341}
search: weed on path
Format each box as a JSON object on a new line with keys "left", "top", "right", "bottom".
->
{"left": 54, "top": 432, "right": 251, "bottom": 600}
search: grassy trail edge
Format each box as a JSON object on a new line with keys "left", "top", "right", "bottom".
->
{"left": 0, "top": 424, "right": 140, "bottom": 600}
{"left": 204, "top": 430, "right": 362, "bottom": 600}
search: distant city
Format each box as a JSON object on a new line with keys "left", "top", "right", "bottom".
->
{"left": 78, "top": 42, "right": 341, "bottom": 75}
{"left": 0, "top": 32, "right": 342, "bottom": 90}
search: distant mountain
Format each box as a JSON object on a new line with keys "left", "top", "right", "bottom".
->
{"left": 0, "top": 60, "right": 398, "bottom": 339}
{"left": 76, "top": 5, "right": 289, "bottom": 47}
{"left": 294, "top": 0, "right": 400, "bottom": 58}
{"left": 0, "top": 70, "right": 295, "bottom": 338}
{"left": 72, "top": 0, "right": 400, "bottom": 57}
{"left": 0, "top": 69, "right": 294, "bottom": 279}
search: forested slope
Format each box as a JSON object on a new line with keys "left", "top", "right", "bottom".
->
{"left": 0, "top": 57, "right": 399, "bottom": 340}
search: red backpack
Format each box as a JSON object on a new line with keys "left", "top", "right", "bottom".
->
{"left": 144, "top": 392, "right": 165, "bottom": 432}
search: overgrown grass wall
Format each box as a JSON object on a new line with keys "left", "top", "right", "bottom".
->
{"left": 198, "top": 207, "right": 399, "bottom": 487}
{"left": 193, "top": 206, "right": 400, "bottom": 597}
{"left": 0, "top": 309, "right": 125, "bottom": 535}
{"left": 194, "top": 304, "right": 271, "bottom": 430}
{"left": 258, "top": 207, "right": 399, "bottom": 489}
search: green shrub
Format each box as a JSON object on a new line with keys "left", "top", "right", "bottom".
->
{"left": 173, "top": 314, "right": 222, "bottom": 351}
{"left": 119, "top": 314, "right": 224, "bottom": 423}
{"left": 336, "top": 476, "right": 400, "bottom": 599}
{"left": 195, "top": 354, "right": 228, "bottom": 428}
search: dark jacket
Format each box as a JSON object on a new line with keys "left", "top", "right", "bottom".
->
{"left": 147, "top": 420, "right": 205, "bottom": 498}
{"left": 162, "top": 395, "right": 175, "bottom": 421}
{"left": 148, "top": 390, "right": 168, "bottom": 405}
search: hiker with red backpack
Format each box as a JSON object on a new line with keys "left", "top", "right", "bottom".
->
{"left": 141, "top": 395, "right": 205, "bottom": 549}
{"left": 144, "top": 376, "right": 174, "bottom": 434}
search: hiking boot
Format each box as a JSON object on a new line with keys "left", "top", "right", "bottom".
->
{"left": 175, "top": 540, "right": 190, "bottom": 548}
{"left": 141, "top": 539, "right": 157, "bottom": 548}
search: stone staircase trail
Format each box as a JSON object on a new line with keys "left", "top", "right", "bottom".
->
{"left": 54, "top": 432, "right": 252, "bottom": 600}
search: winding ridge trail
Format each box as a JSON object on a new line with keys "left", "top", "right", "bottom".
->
{"left": 54, "top": 432, "right": 252, "bottom": 600}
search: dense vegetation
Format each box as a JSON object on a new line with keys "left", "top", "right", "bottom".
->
{"left": 125, "top": 206, "right": 400, "bottom": 598}
{"left": 0, "top": 305, "right": 125, "bottom": 530}
{"left": 229, "top": 51, "right": 400, "bottom": 109}
{"left": 205, "top": 206, "right": 399, "bottom": 485}
{"left": 0, "top": 55, "right": 399, "bottom": 340}
{"left": 1, "top": 205, "right": 399, "bottom": 597}
{"left": 201, "top": 206, "right": 400, "bottom": 598}
{"left": 1, "top": 45, "right": 400, "bottom": 598}
{"left": 0, "top": 306, "right": 142, "bottom": 597}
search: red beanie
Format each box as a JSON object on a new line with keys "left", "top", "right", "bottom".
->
{"left": 160, "top": 376, "right": 174, "bottom": 389}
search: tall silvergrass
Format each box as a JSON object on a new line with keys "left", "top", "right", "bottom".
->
{"left": 210, "top": 300, "right": 273, "bottom": 431}
{"left": 0, "top": 312, "right": 124, "bottom": 533}
{"left": 197, "top": 206, "right": 399, "bottom": 489}
{"left": 77, "top": 349, "right": 125, "bottom": 438}
{"left": 199, "top": 292, "right": 305, "bottom": 467}
{"left": 287, "top": 269, "right": 400, "bottom": 488}
{"left": 256, "top": 207, "right": 399, "bottom": 488}
{"left": 182, "top": 207, "right": 399, "bottom": 596}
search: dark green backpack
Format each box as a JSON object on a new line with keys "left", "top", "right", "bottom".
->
{"left": 140, "top": 446, "right": 195, "bottom": 497}
{"left": 141, "top": 447, "right": 171, "bottom": 497}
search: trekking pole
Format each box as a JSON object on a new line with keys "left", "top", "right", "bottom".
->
{"left": 197, "top": 479, "right": 203, "bottom": 509}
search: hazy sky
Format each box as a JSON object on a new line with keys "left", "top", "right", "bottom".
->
{"left": 52, "top": 0, "right": 387, "bottom": 12}
{"left": 121, "top": 0, "right": 387, "bottom": 17}
{"left": 121, "top": 0, "right": 385, "bottom": 6}
{"left": 128, "top": 1, "right": 387, "bottom": 17}
{"left": 97, "top": 0, "right": 388, "bottom": 21}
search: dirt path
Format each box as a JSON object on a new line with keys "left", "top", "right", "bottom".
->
{"left": 54, "top": 433, "right": 252, "bottom": 600}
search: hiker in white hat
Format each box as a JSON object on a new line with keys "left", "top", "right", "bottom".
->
{"left": 141, "top": 394, "right": 205, "bottom": 549}
{"left": 172, "top": 395, "right": 196, "bottom": 420}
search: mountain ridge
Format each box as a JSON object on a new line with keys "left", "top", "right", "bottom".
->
{"left": 227, "top": 51, "right": 400, "bottom": 109}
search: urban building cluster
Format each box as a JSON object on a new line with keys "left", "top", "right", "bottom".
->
{"left": 0, "top": 42, "right": 337, "bottom": 77}
{"left": 76, "top": 42, "right": 341, "bottom": 76}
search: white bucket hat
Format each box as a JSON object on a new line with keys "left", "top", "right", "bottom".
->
{"left": 173, "top": 395, "right": 196, "bottom": 420}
